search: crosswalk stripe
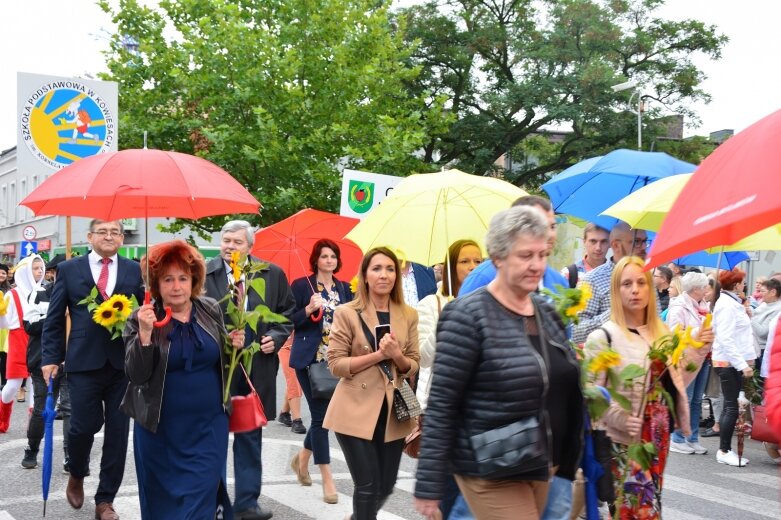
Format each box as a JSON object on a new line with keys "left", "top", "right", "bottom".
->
{"left": 662, "top": 508, "right": 710, "bottom": 520}
{"left": 716, "top": 471, "right": 781, "bottom": 489}
{"left": 665, "top": 475, "right": 781, "bottom": 519}
{"left": 0, "top": 511, "right": 16, "bottom": 520}
{"left": 262, "top": 483, "right": 408, "bottom": 520}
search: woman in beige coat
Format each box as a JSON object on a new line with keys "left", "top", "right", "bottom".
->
{"left": 324, "top": 246, "right": 419, "bottom": 520}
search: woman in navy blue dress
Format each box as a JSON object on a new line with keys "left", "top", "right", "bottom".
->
{"left": 122, "top": 240, "right": 245, "bottom": 519}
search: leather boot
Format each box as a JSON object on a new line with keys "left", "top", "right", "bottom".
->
{"left": 0, "top": 400, "right": 13, "bottom": 433}
{"left": 66, "top": 475, "right": 84, "bottom": 509}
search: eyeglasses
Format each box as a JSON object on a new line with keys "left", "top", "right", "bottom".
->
{"left": 629, "top": 238, "right": 651, "bottom": 247}
{"left": 91, "top": 230, "right": 123, "bottom": 238}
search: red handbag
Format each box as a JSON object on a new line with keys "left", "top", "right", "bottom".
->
{"left": 751, "top": 405, "right": 779, "bottom": 443}
{"left": 229, "top": 365, "right": 268, "bottom": 433}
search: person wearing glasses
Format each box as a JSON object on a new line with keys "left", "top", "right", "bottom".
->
{"left": 41, "top": 220, "right": 144, "bottom": 520}
{"left": 572, "top": 221, "right": 653, "bottom": 344}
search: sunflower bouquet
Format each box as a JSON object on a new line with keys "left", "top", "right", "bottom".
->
{"left": 79, "top": 287, "right": 138, "bottom": 340}
{"left": 543, "top": 282, "right": 592, "bottom": 326}
{"left": 222, "top": 251, "right": 288, "bottom": 405}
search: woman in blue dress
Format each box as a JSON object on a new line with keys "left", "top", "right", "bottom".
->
{"left": 122, "top": 240, "right": 245, "bottom": 519}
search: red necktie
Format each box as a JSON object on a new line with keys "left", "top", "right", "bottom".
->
{"left": 97, "top": 257, "right": 112, "bottom": 299}
{"left": 235, "top": 280, "right": 245, "bottom": 306}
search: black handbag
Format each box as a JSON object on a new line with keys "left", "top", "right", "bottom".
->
{"left": 307, "top": 360, "right": 338, "bottom": 400}
{"left": 357, "top": 310, "right": 421, "bottom": 422}
{"left": 469, "top": 416, "right": 548, "bottom": 479}
{"left": 467, "top": 299, "right": 551, "bottom": 479}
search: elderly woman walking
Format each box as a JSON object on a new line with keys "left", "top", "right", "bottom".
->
{"left": 666, "top": 272, "right": 714, "bottom": 455}
{"left": 414, "top": 206, "right": 583, "bottom": 520}
{"left": 121, "top": 240, "right": 245, "bottom": 518}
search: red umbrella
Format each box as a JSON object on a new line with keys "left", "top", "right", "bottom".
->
{"left": 647, "top": 108, "right": 781, "bottom": 268}
{"left": 20, "top": 148, "right": 259, "bottom": 219}
{"left": 251, "top": 209, "right": 362, "bottom": 321}
{"left": 20, "top": 148, "right": 261, "bottom": 325}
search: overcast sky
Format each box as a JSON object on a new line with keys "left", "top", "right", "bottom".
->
{"left": 2, "top": 0, "right": 779, "bottom": 151}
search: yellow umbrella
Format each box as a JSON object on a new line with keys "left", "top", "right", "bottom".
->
{"left": 346, "top": 169, "right": 528, "bottom": 265}
{"left": 601, "top": 173, "right": 781, "bottom": 251}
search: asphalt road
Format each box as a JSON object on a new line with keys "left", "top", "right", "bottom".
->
{"left": 0, "top": 373, "right": 779, "bottom": 520}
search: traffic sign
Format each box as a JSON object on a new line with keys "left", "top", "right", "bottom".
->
{"left": 22, "top": 225, "right": 37, "bottom": 241}
{"left": 21, "top": 241, "right": 38, "bottom": 256}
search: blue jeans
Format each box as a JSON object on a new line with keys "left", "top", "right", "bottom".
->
{"left": 448, "top": 493, "right": 475, "bottom": 520}
{"left": 541, "top": 475, "right": 573, "bottom": 520}
{"left": 671, "top": 359, "right": 711, "bottom": 443}
{"left": 233, "top": 427, "right": 263, "bottom": 511}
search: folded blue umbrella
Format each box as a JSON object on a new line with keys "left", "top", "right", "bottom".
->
{"left": 42, "top": 376, "right": 56, "bottom": 517}
{"left": 542, "top": 149, "right": 695, "bottom": 229}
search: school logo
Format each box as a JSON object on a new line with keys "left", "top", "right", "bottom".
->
{"left": 348, "top": 180, "right": 374, "bottom": 213}
{"left": 19, "top": 79, "right": 115, "bottom": 169}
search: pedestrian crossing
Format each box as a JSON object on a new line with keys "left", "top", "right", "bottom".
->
{"left": 1, "top": 411, "right": 779, "bottom": 519}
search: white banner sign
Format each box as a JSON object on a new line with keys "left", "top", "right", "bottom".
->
{"left": 339, "top": 169, "right": 403, "bottom": 219}
{"left": 17, "top": 72, "right": 118, "bottom": 176}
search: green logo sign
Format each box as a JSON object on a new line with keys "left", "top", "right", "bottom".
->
{"left": 348, "top": 180, "right": 374, "bottom": 213}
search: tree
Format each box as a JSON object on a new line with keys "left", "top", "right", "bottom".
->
{"left": 98, "top": 0, "right": 449, "bottom": 234}
{"left": 396, "top": 0, "right": 727, "bottom": 186}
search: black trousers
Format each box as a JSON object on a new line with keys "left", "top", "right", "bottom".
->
{"left": 67, "top": 365, "right": 130, "bottom": 504}
{"left": 27, "top": 368, "right": 70, "bottom": 452}
{"left": 336, "top": 401, "right": 405, "bottom": 520}
{"left": 715, "top": 366, "right": 743, "bottom": 453}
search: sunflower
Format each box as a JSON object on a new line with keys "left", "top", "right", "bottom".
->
{"left": 588, "top": 349, "right": 622, "bottom": 373}
{"left": 565, "top": 282, "right": 592, "bottom": 317}
{"left": 0, "top": 292, "right": 8, "bottom": 316}
{"left": 107, "top": 294, "right": 133, "bottom": 319}
{"left": 93, "top": 301, "right": 120, "bottom": 328}
{"left": 349, "top": 276, "right": 359, "bottom": 294}
{"left": 230, "top": 251, "right": 242, "bottom": 282}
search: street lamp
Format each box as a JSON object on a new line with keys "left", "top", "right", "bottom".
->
{"left": 612, "top": 79, "right": 645, "bottom": 150}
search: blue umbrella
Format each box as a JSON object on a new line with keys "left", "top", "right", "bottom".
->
{"left": 542, "top": 149, "right": 695, "bottom": 229}
{"left": 42, "top": 376, "right": 56, "bottom": 517}
{"left": 674, "top": 250, "right": 749, "bottom": 270}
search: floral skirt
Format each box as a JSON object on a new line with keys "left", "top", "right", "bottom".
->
{"left": 612, "top": 400, "right": 671, "bottom": 520}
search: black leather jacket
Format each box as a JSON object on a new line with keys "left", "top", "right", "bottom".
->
{"left": 120, "top": 296, "right": 230, "bottom": 433}
{"left": 414, "top": 288, "right": 583, "bottom": 500}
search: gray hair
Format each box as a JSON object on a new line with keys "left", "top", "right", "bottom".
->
{"left": 221, "top": 220, "right": 255, "bottom": 247}
{"left": 681, "top": 271, "right": 709, "bottom": 293}
{"left": 88, "top": 219, "right": 124, "bottom": 234}
{"left": 486, "top": 206, "right": 549, "bottom": 260}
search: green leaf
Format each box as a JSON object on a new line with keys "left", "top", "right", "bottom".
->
{"left": 627, "top": 442, "right": 652, "bottom": 471}
{"left": 619, "top": 364, "right": 646, "bottom": 382}
{"left": 608, "top": 389, "right": 632, "bottom": 412}
{"left": 249, "top": 277, "right": 266, "bottom": 301}
{"left": 244, "top": 310, "right": 261, "bottom": 333}
{"left": 659, "top": 387, "right": 678, "bottom": 424}
{"left": 257, "top": 305, "right": 289, "bottom": 324}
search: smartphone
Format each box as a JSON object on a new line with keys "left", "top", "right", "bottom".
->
{"left": 375, "top": 324, "right": 392, "bottom": 350}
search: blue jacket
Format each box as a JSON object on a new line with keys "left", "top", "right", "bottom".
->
{"left": 409, "top": 262, "right": 438, "bottom": 301}
{"left": 41, "top": 254, "right": 144, "bottom": 372}
{"left": 459, "top": 261, "right": 568, "bottom": 297}
{"left": 289, "top": 275, "right": 353, "bottom": 370}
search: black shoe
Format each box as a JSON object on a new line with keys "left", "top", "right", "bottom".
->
{"left": 21, "top": 448, "right": 38, "bottom": 469}
{"left": 701, "top": 427, "right": 720, "bottom": 437}
{"left": 235, "top": 506, "right": 273, "bottom": 520}
{"left": 291, "top": 419, "right": 307, "bottom": 434}
{"left": 276, "top": 412, "right": 292, "bottom": 427}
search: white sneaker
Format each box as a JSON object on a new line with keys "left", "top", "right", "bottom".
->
{"left": 687, "top": 441, "right": 708, "bottom": 454}
{"left": 670, "top": 441, "right": 695, "bottom": 454}
{"left": 717, "top": 450, "right": 749, "bottom": 467}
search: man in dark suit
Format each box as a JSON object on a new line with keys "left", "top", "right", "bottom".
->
{"left": 41, "top": 220, "right": 144, "bottom": 520}
{"left": 401, "top": 261, "right": 437, "bottom": 307}
{"left": 205, "top": 220, "right": 295, "bottom": 520}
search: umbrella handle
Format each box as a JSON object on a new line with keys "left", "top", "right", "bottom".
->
{"left": 144, "top": 291, "right": 173, "bottom": 328}
{"left": 309, "top": 307, "right": 323, "bottom": 322}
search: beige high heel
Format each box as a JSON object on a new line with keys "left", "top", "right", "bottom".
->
{"left": 290, "top": 453, "right": 312, "bottom": 486}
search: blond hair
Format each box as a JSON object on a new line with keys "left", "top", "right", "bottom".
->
{"left": 610, "top": 256, "right": 668, "bottom": 340}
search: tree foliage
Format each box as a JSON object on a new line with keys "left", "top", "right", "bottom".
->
{"left": 98, "top": 0, "right": 449, "bottom": 234}
{"left": 396, "top": 0, "right": 727, "bottom": 187}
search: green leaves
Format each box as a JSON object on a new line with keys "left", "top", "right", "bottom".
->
{"left": 627, "top": 441, "right": 657, "bottom": 471}
{"left": 102, "top": 0, "right": 442, "bottom": 229}
{"left": 77, "top": 286, "right": 100, "bottom": 313}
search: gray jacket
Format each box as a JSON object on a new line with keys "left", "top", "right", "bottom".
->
{"left": 120, "top": 296, "right": 230, "bottom": 433}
